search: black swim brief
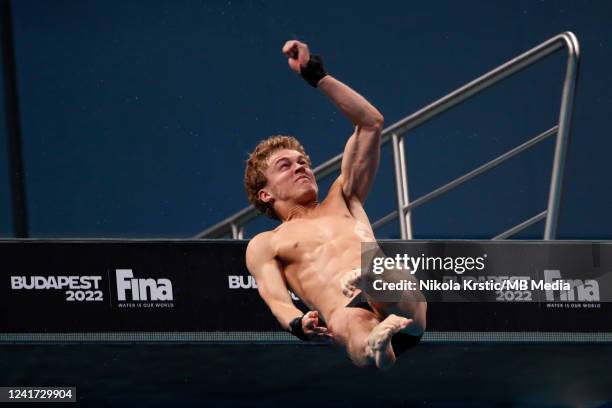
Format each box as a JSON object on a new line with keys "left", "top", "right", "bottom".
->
{"left": 346, "top": 291, "right": 375, "bottom": 312}
{"left": 345, "top": 292, "right": 423, "bottom": 357}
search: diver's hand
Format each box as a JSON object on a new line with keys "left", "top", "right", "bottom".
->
{"left": 302, "top": 310, "right": 333, "bottom": 341}
{"left": 282, "top": 40, "right": 310, "bottom": 74}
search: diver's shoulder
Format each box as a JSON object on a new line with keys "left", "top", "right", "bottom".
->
{"left": 246, "top": 231, "right": 276, "bottom": 265}
{"left": 248, "top": 230, "right": 274, "bottom": 249}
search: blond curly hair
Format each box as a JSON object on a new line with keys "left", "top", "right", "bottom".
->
{"left": 244, "top": 135, "right": 311, "bottom": 219}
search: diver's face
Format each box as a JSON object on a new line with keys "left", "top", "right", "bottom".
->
{"left": 260, "top": 149, "right": 318, "bottom": 206}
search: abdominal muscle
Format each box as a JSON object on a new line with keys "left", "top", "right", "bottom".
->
{"left": 285, "top": 261, "right": 356, "bottom": 321}
{"left": 279, "top": 219, "right": 376, "bottom": 324}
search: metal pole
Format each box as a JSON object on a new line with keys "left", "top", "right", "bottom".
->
{"left": 391, "top": 133, "right": 408, "bottom": 239}
{"left": 493, "top": 211, "right": 547, "bottom": 240}
{"left": 230, "top": 223, "right": 239, "bottom": 239}
{"left": 397, "top": 135, "right": 413, "bottom": 239}
{"left": 544, "top": 32, "right": 580, "bottom": 240}
{"left": 0, "top": 0, "right": 28, "bottom": 237}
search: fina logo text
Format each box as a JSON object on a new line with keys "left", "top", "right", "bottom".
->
{"left": 544, "top": 269, "right": 600, "bottom": 302}
{"left": 116, "top": 269, "right": 173, "bottom": 302}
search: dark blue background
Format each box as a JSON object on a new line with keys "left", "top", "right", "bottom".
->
{"left": 1, "top": 0, "right": 610, "bottom": 239}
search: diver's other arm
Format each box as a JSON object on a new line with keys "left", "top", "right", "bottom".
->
{"left": 246, "top": 233, "right": 331, "bottom": 340}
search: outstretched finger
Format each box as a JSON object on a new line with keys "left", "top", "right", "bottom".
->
{"left": 314, "top": 330, "right": 334, "bottom": 341}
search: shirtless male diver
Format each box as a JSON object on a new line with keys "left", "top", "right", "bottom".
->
{"left": 245, "top": 40, "right": 427, "bottom": 369}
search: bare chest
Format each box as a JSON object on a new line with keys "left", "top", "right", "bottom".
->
{"left": 273, "top": 214, "right": 357, "bottom": 265}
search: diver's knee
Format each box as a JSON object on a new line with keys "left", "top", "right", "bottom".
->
{"left": 404, "top": 302, "right": 427, "bottom": 336}
{"left": 347, "top": 333, "right": 375, "bottom": 368}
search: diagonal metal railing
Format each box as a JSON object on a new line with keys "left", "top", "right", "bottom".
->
{"left": 195, "top": 32, "right": 580, "bottom": 240}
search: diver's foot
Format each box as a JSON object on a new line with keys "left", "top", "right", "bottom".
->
{"left": 366, "top": 314, "right": 411, "bottom": 370}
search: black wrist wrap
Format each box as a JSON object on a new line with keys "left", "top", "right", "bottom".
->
{"left": 288, "top": 315, "right": 309, "bottom": 341}
{"left": 300, "top": 55, "right": 327, "bottom": 87}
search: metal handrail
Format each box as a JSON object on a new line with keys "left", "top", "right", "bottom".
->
{"left": 492, "top": 211, "right": 548, "bottom": 240}
{"left": 391, "top": 31, "right": 579, "bottom": 240}
{"left": 195, "top": 32, "right": 579, "bottom": 240}
{"left": 372, "top": 126, "right": 558, "bottom": 232}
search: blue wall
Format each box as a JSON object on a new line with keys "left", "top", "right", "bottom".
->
{"left": 1, "top": 0, "right": 611, "bottom": 239}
